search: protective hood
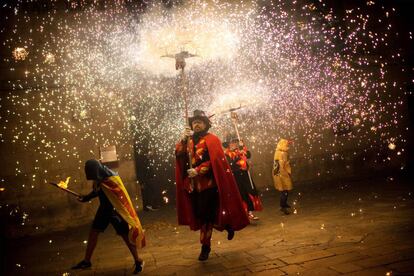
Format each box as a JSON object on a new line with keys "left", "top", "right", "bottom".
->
{"left": 84, "top": 159, "right": 116, "bottom": 181}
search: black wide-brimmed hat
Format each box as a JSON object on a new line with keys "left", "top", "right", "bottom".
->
{"left": 188, "top": 109, "right": 211, "bottom": 130}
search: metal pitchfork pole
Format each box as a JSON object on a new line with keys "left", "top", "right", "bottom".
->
{"left": 162, "top": 50, "right": 198, "bottom": 191}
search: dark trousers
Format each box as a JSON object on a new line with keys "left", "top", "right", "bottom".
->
{"left": 280, "top": 190, "right": 289, "bottom": 208}
{"left": 191, "top": 187, "right": 218, "bottom": 246}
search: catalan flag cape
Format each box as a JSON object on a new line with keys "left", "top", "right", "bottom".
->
{"left": 101, "top": 175, "right": 146, "bottom": 248}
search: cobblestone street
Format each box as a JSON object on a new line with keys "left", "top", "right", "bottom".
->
{"left": 5, "top": 177, "right": 414, "bottom": 276}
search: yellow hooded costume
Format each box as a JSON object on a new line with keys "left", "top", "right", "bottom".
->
{"left": 272, "top": 139, "right": 293, "bottom": 191}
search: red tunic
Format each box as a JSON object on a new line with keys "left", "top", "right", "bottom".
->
{"left": 224, "top": 146, "right": 249, "bottom": 171}
{"left": 175, "top": 133, "right": 249, "bottom": 231}
{"left": 176, "top": 136, "right": 216, "bottom": 192}
{"left": 224, "top": 146, "right": 263, "bottom": 212}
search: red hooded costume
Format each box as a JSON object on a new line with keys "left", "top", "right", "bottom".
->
{"left": 175, "top": 133, "right": 249, "bottom": 231}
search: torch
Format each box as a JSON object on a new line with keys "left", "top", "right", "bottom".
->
{"left": 48, "top": 177, "right": 80, "bottom": 197}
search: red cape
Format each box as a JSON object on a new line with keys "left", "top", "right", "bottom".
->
{"left": 176, "top": 133, "right": 249, "bottom": 231}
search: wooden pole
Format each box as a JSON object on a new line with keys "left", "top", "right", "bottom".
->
{"left": 49, "top": 182, "right": 81, "bottom": 197}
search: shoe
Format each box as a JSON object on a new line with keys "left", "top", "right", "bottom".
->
{"left": 198, "top": 245, "right": 211, "bottom": 261}
{"left": 144, "top": 205, "right": 159, "bottom": 211}
{"left": 133, "top": 260, "right": 145, "bottom": 274}
{"left": 71, "top": 260, "right": 91, "bottom": 270}
{"left": 248, "top": 212, "right": 259, "bottom": 220}
{"left": 225, "top": 226, "right": 235, "bottom": 240}
{"left": 280, "top": 207, "right": 290, "bottom": 215}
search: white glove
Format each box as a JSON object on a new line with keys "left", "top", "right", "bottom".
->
{"left": 187, "top": 168, "right": 198, "bottom": 178}
{"left": 182, "top": 127, "right": 193, "bottom": 141}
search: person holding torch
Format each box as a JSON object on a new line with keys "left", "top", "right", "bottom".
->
{"left": 71, "top": 159, "right": 145, "bottom": 274}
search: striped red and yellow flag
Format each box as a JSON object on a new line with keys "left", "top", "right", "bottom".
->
{"left": 101, "top": 176, "right": 145, "bottom": 248}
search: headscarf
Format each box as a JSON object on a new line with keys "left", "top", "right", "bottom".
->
{"left": 84, "top": 159, "right": 116, "bottom": 181}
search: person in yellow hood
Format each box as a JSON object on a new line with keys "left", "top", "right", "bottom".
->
{"left": 71, "top": 159, "right": 145, "bottom": 274}
{"left": 272, "top": 139, "right": 293, "bottom": 215}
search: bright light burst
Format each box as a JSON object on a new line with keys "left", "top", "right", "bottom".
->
{"left": 12, "top": 47, "right": 29, "bottom": 61}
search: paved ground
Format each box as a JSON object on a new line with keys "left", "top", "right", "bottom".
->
{"left": 4, "top": 176, "right": 414, "bottom": 276}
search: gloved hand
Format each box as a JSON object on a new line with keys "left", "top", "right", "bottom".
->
{"left": 187, "top": 168, "right": 198, "bottom": 178}
{"left": 182, "top": 127, "right": 193, "bottom": 141}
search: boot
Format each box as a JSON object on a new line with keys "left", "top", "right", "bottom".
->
{"left": 248, "top": 211, "right": 259, "bottom": 220}
{"left": 71, "top": 260, "right": 91, "bottom": 270}
{"left": 198, "top": 245, "right": 211, "bottom": 261}
{"left": 225, "top": 226, "right": 235, "bottom": 240}
{"left": 133, "top": 260, "right": 145, "bottom": 274}
{"left": 280, "top": 207, "right": 290, "bottom": 215}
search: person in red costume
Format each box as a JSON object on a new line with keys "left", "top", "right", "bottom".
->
{"left": 223, "top": 135, "right": 263, "bottom": 220}
{"left": 175, "top": 110, "right": 249, "bottom": 261}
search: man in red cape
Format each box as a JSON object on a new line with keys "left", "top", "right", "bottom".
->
{"left": 175, "top": 110, "right": 249, "bottom": 261}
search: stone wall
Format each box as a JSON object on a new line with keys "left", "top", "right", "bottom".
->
{"left": 0, "top": 87, "right": 142, "bottom": 238}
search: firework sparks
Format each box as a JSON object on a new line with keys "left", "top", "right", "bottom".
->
{"left": 12, "top": 47, "right": 29, "bottom": 61}
{"left": 0, "top": 1, "right": 408, "bottom": 168}
{"left": 44, "top": 53, "right": 55, "bottom": 64}
{"left": 0, "top": 0, "right": 411, "bottom": 235}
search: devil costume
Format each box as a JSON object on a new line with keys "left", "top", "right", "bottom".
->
{"left": 175, "top": 110, "right": 249, "bottom": 261}
{"left": 224, "top": 138, "right": 263, "bottom": 216}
